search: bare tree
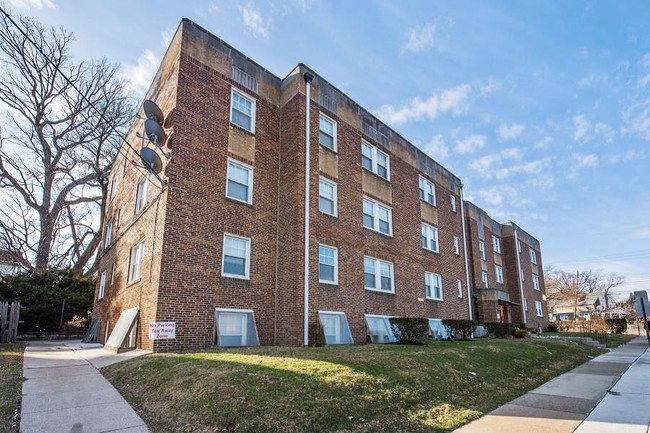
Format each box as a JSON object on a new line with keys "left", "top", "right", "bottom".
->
{"left": 0, "top": 13, "right": 134, "bottom": 275}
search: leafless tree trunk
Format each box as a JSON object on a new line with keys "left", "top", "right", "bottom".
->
{"left": 0, "top": 14, "right": 133, "bottom": 275}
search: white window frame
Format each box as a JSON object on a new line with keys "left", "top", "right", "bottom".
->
{"left": 450, "top": 194, "right": 457, "bottom": 212}
{"left": 517, "top": 240, "right": 522, "bottom": 253}
{"left": 364, "top": 314, "right": 397, "bottom": 344}
{"left": 495, "top": 265, "right": 504, "bottom": 284}
{"left": 215, "top": 307, "right": 260, "bottom": 347}
{"left": 319, "top": 113, "right": 337, "bottom": 152}
{"left": 318, "top": 244, "right": 338, "bottom": 285}
{"left": 226, "top": 158, "right": 254, "bottom": 205}
{"left": 421, "top": 223, "right": 439, "bottom": 253}
{"left": 425, "top": 272, "right": 443, "bottom": 301}
{"left": 98, "top": 271, "right": 106, "bottom": 300}
{"left": 418, "top": 176, "right": 436, "bottom": 206}
{"left": 110, "top": 174, "right": 119, "bottom": 201}
{"left": 524, "top": 297, "right": 528, "bottom": 312}
{"left": 318, "top": 310, "right": 353, "bottom": 345}
{"left": 135, "top": 176, "right": 149, "bottom": 214}
{"left": 492, "top": 236, "right": 501, "bottom": 254}
{"left": 362, "top": 197, "right": 392, "bottom": 236}
{"left": 318, "top": 177, "right": 337, "bottom": 217}
{"left": 230, "top": 88, "right": 256, "bottom": 133}
{"left": 361, "top": 140, "right": 390, "bottom": 180}
{"left": 110, "top": 262, "right": 116, "bottom": 286}
{"left": 364, "top": 256, "right": 395, "bottom": 294}
{"left": 520, "top": 268, "right": 525, "bottom": 282}
{"left": 479, "top": 240, "right": 486, "bottom": 261}
{"left": 104, "top": 219, "right": 113, "bottom": 249}
{"left": 529, "top": 248, "right": 538, "bottom": 264}
{"left": 457, "top": 279, "right": 463, "bottom": 298}
{"left": 453, "top": 236, "right": 460, "bottom": 255}
{"left": 532, "top": 274, "right": 541, "bottom": 291}
{"left": 221, "top": 233, "right": 251, "bottom": 280}
{"left": 535, "top": 301, "right": 543, "bottom": 317}
{"left": 481, "top": 271, "right": 489, "bottom": 288}
{"left": 128, "top": 241, "right": 145, "bottom": 283}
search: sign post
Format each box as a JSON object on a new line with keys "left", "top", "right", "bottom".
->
{"left": 634, "top": 291, "right": 650, "bottom": 348}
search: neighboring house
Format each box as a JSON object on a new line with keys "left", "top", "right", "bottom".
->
{"left": 92, "top": 19, "right": 549, "bottom": 352}
{"left": 549, "top": 291, "right": 617, "bottom": 321}
{"left": 0, "top": 250, "right": 21, "bottom": 278}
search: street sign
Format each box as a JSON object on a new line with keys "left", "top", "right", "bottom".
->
{"left": 148, "top": 321, "right": 176, "bottom": 340}
{"left": 634, "top": 291, "right": 650, "bottom": 317}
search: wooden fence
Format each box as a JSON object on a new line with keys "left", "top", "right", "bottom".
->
{"left": 0, "top": 301, "right": 20, "bottom": 343}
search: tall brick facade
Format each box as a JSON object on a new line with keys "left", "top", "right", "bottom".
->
{"left": 92, "top": 19, "right": 548, "bottom": 351}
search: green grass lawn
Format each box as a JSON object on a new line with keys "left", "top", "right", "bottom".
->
{"left": 542, "top": 332, "right": 636, "bottom": 348}
{"left": 103, "top": 339, "right": 604, "bottom": 433}
{"left": 0, "top": 343, "right": 25, "bottom": 433}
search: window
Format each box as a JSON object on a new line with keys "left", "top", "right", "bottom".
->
{"left": 450, "top": 194, "right": 457, "bottom": 212}
{"left": 535, "top": 301, "right": 543, "bottom": 317}
{"left": 104, "top": 219, "right": 113, "bottom": 249}
{"left": 520, "top": 268, "right": 525, "bottom": 282}
{"left": 481, "top": 271, "right": 489, "bottom": 288}
{"left": 128, "top": 241, "right": 145, "bottom": 283}
{"left": 364, "top": 256, "right": 394, "bottom": 293}
{"left": 517, "top": 240, "right": 522, "bottom": 253}
{"left": 319, "top": 177, "right": 337, "bottom": 216}
{"left": 110, "top": 262, "right": 116, "bottom": 286}
{"left": 429, "top": 318, "right": 450, "bottom": 340}
{"left": 98, "top": 271, "right": 106, "bottom": 300}
{"left": 479, "top": 240, "right": 486, "bottom": 260}
{"left": 421, "top": 223, "right": 439, "bottom": 253}
{"left": 524, "top": 297, "right": 528, "bottom": 312}
{"left": 319, "top": 244, "right": 338, "bottom": 284}
{"left": 318, "top": 311, "right": 353, "bottom": 345}
{"left": 425, "top": 272, "right": 443, "bottom": 300}
{"left": 532, "top": 274, "right": 541, "bottom": 291}
{"left": 361, "top": 140, "right": 390, "bottom": 180}
{"left": 418, "top": 176, "right": 436, "bottom": 206}
{"left": 529, "top": 248, "right": 538, "bottom": 264}
{"left": 215, "top": 308, "right": 260, "bottom": 347}
{"left": 230, "top": 89, "right": 256, "bottom": 133}
{"left": 495, "top": 265, "right": 504, "bottom": 284}
{"left": 110, "top": 175, "right": 119, "bottom": 201}
{"left": 453, "top": 236, "right": 460, "bottom": 255}
{"left": 319, "top": 113, "right": 337, "bottom": 151}
{"left": 222, "top": 234, "right": 251, "bottom": 279}
{"left": 492, "top": 237, "right": 501, "bottom": 254}
{"left": 135, "top": 177, "right": 149, "bottom": 213}
{"left": 365, "top": 314, "right": 397, "bottom": 343}
{"left": 362, "top": 197, "right": 392, "bottom": 236}
{"left": 457, "top": 279, "right": 463, "bottom": 298}
{"left": 226, "top": 159, "right": 253, "bottom": 204}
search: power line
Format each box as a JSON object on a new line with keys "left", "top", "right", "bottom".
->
{"left": 550, "top": 249, "right": 650, "bottom": 265}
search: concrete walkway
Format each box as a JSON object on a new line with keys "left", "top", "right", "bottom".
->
{"left": 455, "top": 337, "right": 650, "bottom": 433}
{"left": 20, "top": 340, "right": 151, "bottom": 433}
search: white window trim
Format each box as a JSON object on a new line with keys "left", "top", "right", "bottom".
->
{"left": 98, "top": 271, "right": 106, "bottom": 300}
{"left": 128, "top": 241, "right": 145, "bottom": 284}
{"left": 493, "top": 237, "right": 501, "bottom": 254}
{"left": 319, "top": 112, "right": 337, "bottom": 152}
{"left": 318, "top": 176, "right": 338, "bottom": 217}
{"left": 364, "top": 314, "right": 397, "bottom": 344}
{"left": 221, "top": 233, "right": 251, "bottom": 280}
{"left": 226, "top": 158, "right": 254, "bottom": 205}
{"left": 532, "top": 274, "right": 541, "bottom": 291}
{"left": 495, "top": 265, "right": 504, "bottom": 284}
{"left": 535, "top": 301, "right": 543, "bottom": 318}
{"left": 361, "top": 140, "right": 391, "bottom": 181}
{"left": 135, "top": 176, "right": 149, "bottom": 214}
{"left": 457, "top": 279, "right": 463, "bottom": 298}
{"left": 529, "top": 248, "right": 538, "bottom": 264}
{"left": 364, "top": 256, "right": 395, "bottom": 294}
{"left": 421, "top": 222, "right": 440, "bottom": 253}
{"left": 479, "top": 240, "right": 486, "bottom": 261}
{"left": 110, "top": 175, "right": 119, "bottom": 201}
{"left": 110, "top": 262, "right": 116, "bottom": 286}
{"left": 418, "top": 176, "right": 436, "bottom": 206}
{"left": 230, "top": 88, "right": 256, "bottom": 134}
{"left": 318, "top": 310, "right": 353, "bottom": 345}
{"left": 453, "top": 236, "right": 460, "bottom": 255}
{"left": 481, "top": 271, "right": 489, "bottom": 288}
{"left": 214, "top": 307, "right": 260, "bottom": 347}
{"left": 362, "top": 196, "right": 393, "bottom": 237}
{"left": 524, "top": 297, "right": 528, "bottom": 312}
{"left": 425, "top": 271, "right": 443, "bottom": 301}
{"left": 450, "top": 194, "right": 457, "bottom": 212}
{"left": 318, "top": 244, "right": 338, "bottom": 285}
{"left": 104, "top": 219, "right": 113, "bottom": 249}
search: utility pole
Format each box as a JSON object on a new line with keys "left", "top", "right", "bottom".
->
{"left": 573, "top": 271, "right": 580, "bottom": 323}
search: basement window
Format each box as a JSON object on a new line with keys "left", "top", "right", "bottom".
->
{"left": 428, "top": 318, "right": 449, "bottom": 340}
{"left": 365, "top": 314, "right": 397, "bottom": 344}
{"left": 318, "top": 311, "right": 353, "bottom": 345}
{"left": 215, "top": 308, "right": 260, "bottom": 347}
{"left": 230, "top": 88, "right": 256, "bottom": 133}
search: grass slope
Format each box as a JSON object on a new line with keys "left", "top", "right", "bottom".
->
{"left": 543, "top": 332, "right": 635, "bottom": 348}
{"left": 0, "top": 343, "right": 24, "bottom": 433}
{"left": 104, "top": 339, "right": 603, "bottom": 433}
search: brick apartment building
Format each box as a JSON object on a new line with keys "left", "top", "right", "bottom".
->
{"left": 93, "top": 19, "right": 548, "bottom": 351}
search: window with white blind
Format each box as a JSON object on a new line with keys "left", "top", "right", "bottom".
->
{"left": 215, "top": 308, "right": 259, "bottom": 347}
{"left": 128, "top": 241, "right": 145, "bottom": 283}
{"left": 318, "top": 311, "right": 353, "bottom": 345}
{"left": 363, "top": 197, "right": 392, "bottom": 236}
{"left": 318, "top": 244, "right": 338, "bottom": 284}
{"left": 230, "top": 89, "right": 256, "bottom": 133}
{"left": 421, "top": 223, "right": 439, "bottom": 253}
{"left": 361, "top": 140, "right": 390, "bottom": 180}
{"left": 495, "top": 265, "right": 504, "bottom": 284}
{"left": 419, "top": 176, "right": 436, "bottom": 206}
{"left": 221, "top": 234, "right": 251, "bottom": 279}
{"left": 226, "top": 159, "right": 253, "bottom": 204}
{"left": 319, "top": 113, "right": 337, "bottom": 151}
{"left": 319, "top": 177, "right": 337, "bottom": 216}
{"left": 425, "top": 272, "right": 443, "bottom": 300}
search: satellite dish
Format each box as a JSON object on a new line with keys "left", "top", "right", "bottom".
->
{"left": 139, "top": 147, "right": 163, "bottom": 174}
{"left": 145, "top": 119, "right": 167, "bottom": 147}
{"left": 142, "top": 100, "right": 164, "bottom": 125}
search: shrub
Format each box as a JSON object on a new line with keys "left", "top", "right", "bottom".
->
{"left": 512, "top": 328, "right": 527, "bottom": 338}
{"left": 605, "top": 318, "right": 627, "bottom": 334}
{"left": 389, "top": 317, "right": 429, "bottom": 344}
{"left": 545, "top": 322, "right": 559, "bottom": 332}
{"left": 442, "top": 319, "right": 477, "bottom": 340}
{"left": 513, "top": 322, "right": 526, "bottom": 330}
{"left": 484, "top": 322, "right": 514, "bottom": 338}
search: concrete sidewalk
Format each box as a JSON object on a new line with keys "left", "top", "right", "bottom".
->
{"left": 20, "top": 340, "right": 151, "bottom": 433}
{"left": 455, "top": 337, "right": 650, "bottom": 433}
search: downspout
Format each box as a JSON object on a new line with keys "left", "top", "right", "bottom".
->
{"left": 513, "top": 225, "right": 526, "bottom": 325}
{"left": 303, "top": 71, "right": 314, "bottom": 347}
{"left": 459, "top": 183, "right": 473, "bottom": 320}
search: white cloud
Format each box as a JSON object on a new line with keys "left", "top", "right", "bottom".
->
{"left": 622, "top": 96, "right": 650, "bottom": 141}
{"left": 594, "top": 122, "right": 616, "bottom": 144}
{"left": 375, "top": 84, "right": 471, "bottom": 126}
{"left": 241, "top": 4, "right": 270, "bottom": 39}
{"left": 572, "top": 114, "right": 590, "bottom": 142}
{"left": 161, "top": 28, "right": 175, "bottom": 48}
{"left": 7, "top": 0, "right": 55, "bottom": 9}
{"left": 631, "top": 228, "right": 650, "bottom": 239}
{"left": 422, "top": 134, "right": 449, "bottom": 160}
{"left": 605, "top": 150, "right": 636, "bottom": 164}
{"left": 497, "top": 123, "right": 525, "bottom": 140}
{"left": 479, "top": 78, "right": 502, "bottom": 97}
{"left": 454, "top": 134, "right": 485, "bottom": 155}
{"left": 568, "top": 152, "right": 599, "bottom": 179}
{"left": 402, "top": 24, "right": 435, "bottom": 54}
{"left": 207, "top": 2, "right": 219, "bottom": 14}
{"left": 534, "top": 136, "right": 552, "bottom": 150}
{"left": 118, "top": 50, "right": 160, "bottom": 97}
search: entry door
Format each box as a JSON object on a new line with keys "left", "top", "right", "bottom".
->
{"left": 500, "top": 305, "right": 509, "bottom": 323}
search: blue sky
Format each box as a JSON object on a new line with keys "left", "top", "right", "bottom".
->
{"left": 8, "top": 0, "right": 650, "bottom": 297}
